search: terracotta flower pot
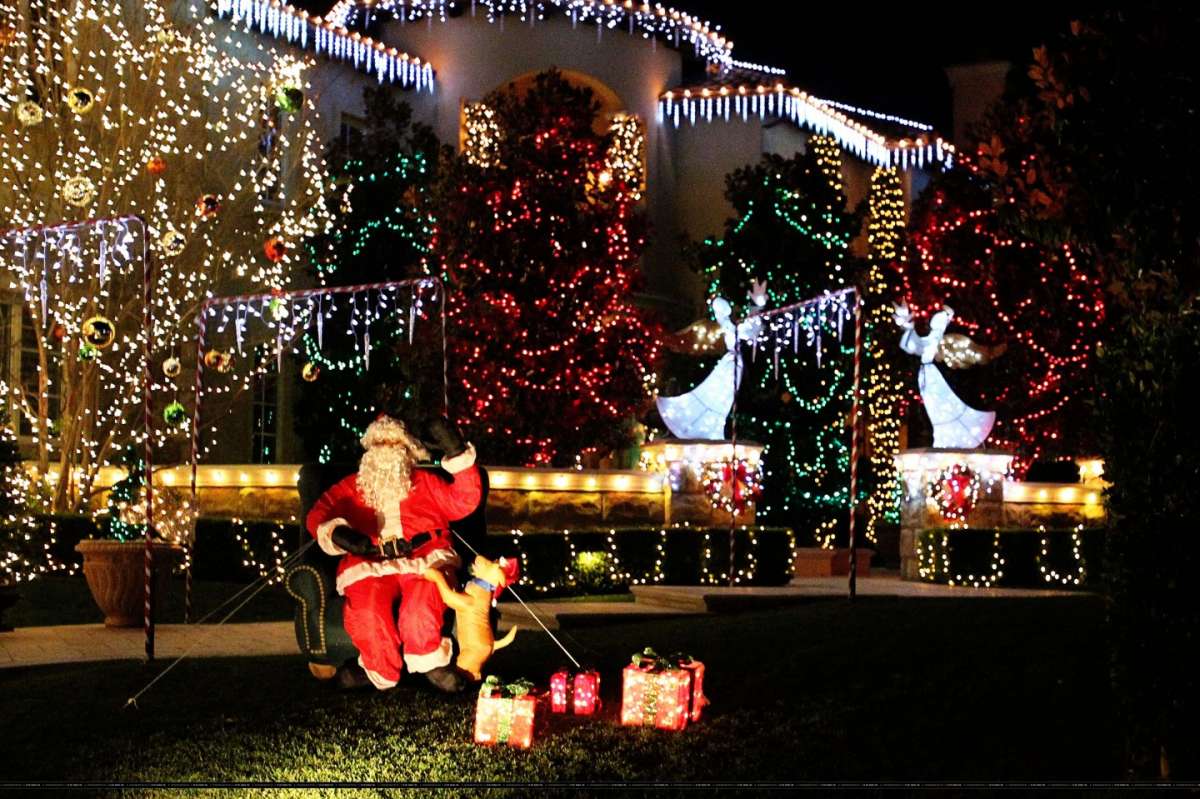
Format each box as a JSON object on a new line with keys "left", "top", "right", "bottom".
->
{"left": 75, "top": 540, "right": 182, "bottom": 627}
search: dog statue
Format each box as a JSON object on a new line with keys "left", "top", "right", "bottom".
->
{"left": 421, "top": 555, "right": 519, "bottom": 680}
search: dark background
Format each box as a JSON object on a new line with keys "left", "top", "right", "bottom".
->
{"left": 291, "top": 0, "right": 1089, "bottom": 133}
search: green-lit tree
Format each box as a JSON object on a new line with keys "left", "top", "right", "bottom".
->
{"left": 294, "top": 87, "right": 440, "bottom": 462}
{"left": 696, "top": 141, "right": 863, "bottom": 544}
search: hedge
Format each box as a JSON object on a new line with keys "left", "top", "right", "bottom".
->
{"left": 42, "top": 515, "right": 796, "bottom": 595}
{"left": 915, "top": 527, "right": 1106, "bottom": 589}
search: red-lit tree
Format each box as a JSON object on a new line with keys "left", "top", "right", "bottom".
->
{"left": 435, "top": 71, "right": 660, "bottom": 466}
{"left": 897, "top": 156, "right": 1105, "bottom": 473}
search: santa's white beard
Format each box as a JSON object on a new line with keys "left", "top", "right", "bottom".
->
{"left": 358, "top": 445, "right": 413, "bottom": 517}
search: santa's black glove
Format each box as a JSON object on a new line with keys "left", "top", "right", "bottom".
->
{"left": 330, "top": 525, "right": 377, "bottom": 557}
{"left": 422, "top": 416, "right": 468, "bottom": 460}
{"left": 379, "top": 537, "right": 413, "bottom": 559}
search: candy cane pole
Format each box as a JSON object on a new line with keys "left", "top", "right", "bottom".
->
{"left": 141, "top": 219, "right": 156, "bottom": 660}
{"left": 847, "top": 291, "right": 864, "bottom": 601}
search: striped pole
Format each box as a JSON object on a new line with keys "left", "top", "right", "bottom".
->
{"left": 187, "top": 307, "right": 209, "bottom": 624}
{"left": 847, "top": 292, "right": 865, "bottom": 601}
{"left": 141, "top": 219, "right": 156, "bottom": 661}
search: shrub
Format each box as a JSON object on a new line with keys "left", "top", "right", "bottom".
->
{"left": 915, "top": 527, "right": 1105, "bottom": 589}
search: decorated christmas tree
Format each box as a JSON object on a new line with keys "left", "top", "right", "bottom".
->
{"left": 898, "top": 157, "right": 1105, "bottom": 472}
{"left": 435, "top": 70, "right": 660, "bottom": 466}
{"left": 294, "top": 87, "right": 439, "bottom": 463}
{"left": 696, "top": 141, "right": 866, "bottom": 544}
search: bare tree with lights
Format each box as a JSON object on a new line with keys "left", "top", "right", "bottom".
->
{"left": 0, "top": 0, "right": 329, "bottom": 512}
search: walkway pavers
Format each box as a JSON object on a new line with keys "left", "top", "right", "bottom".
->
{"left": 1, "top": 576, "right": 1088, "bottom": 669}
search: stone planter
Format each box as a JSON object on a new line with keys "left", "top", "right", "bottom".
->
{"left": 0, "top": 584, "right": 19, "bottom": 632}
{"left": 793, "top": 547, "right": 874, "bottom": 578}
{"left": 75, "top": 540, "right": 182, "bottom": 627}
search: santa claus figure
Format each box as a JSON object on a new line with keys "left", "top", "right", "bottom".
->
{"left": 306, "top": 415, "right": 480, "bottom": 693}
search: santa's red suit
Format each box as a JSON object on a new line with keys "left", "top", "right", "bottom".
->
{"left": 306, "top": 448, "right": 481, "bottom": 690}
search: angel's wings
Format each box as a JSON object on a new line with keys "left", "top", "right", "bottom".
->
{"left": 893, "top": 302, "right": 914, "bottom": 330}
{"left": 936, "top": 333, "right": 1007, "bottom": 369}
{"left": 662, "top": 319, "right": 727, "bottom": 356}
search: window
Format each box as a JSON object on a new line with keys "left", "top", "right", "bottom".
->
{"left": 339, "top": 115, "right": 364, "bottom": 158}
{"left": 250, "top": 346, "right": 277, "bottom": 464}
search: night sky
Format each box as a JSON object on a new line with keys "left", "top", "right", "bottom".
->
{"left": 293, "top": 0, "right": 1090, "bottom": 133}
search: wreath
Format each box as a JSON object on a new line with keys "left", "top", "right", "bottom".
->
{"left": 929, "top": 463, "right": 981, "bottom": 525}
{"left": 701, "top": 458, "right": 763, "bottom": 514}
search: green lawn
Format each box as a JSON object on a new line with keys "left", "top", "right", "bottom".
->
{"left": 0, "top": 595, "right": 1119, "bottom": 791}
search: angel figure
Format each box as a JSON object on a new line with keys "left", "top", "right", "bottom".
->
{"left": 656, "top": 282, "right": 768, "bottom": 440}
{"left": 895, "top": 302, "right": 1001, "bottom": 449}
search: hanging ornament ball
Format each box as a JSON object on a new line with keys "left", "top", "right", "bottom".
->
{"left": 155, "top": 28, "right": 175, "bottom": 46}
{"left": 263, "top": 236, "right": 287, "bottom": 263}
{"left": 0, "top": 25, "right": 18, "bottom": 47}
{"left": 301, "top": 362, "right": 320, "bottom": 383}
{"left": 77, "top": 342, "right": 98, "bottom": 362}
{"left": 195, "top": 193, "right": 221, "bottom": 219}
{"left": 65, "top": 86, "right": 94, "bottom": 114}
{"left": 15, "top": 101, "right": 44, "bottom": 127}
{"left": 81, "top": 315, "right": 116, "bottom": 349}
{"left": 61, "top": 176, "right": 95, "bottom": 208}
{"left": 51, "top": 323, "right": 67, "bottom": 341}
{"left": 267, "top": 297, "right": 289, "bottom": 322}
{"left": 159, "top": 228, "right": 187, "bottom": 256}
{"left": 163, "top": 356, "right": 181, "bottom": 378}
{"left": 780, "top": 391, "right": 793, "bottom": 404}
{"left": 163, "top": 401, "right": 188, "bottom": 427}
{"left": 203, "top": 349, "right": 233, "bottom": 374}
{"left": 274, "top": 85, "right": 304, "bottom": 114}
{"left": 146, "top": 156, "right": 167, "bottom": 176}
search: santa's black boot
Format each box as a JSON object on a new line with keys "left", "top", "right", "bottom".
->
{"left": 424, "top": 666, "right": 466, "bottom": 694}
{"left": 335, "top": 658, "right": 374, "bottom": 691}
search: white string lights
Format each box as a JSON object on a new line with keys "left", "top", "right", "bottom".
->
{"left": 659, "top": 85, "right": 954, "bottom": 170}
{"left": 216, "top": 0, "right": 435, "bottom": 88}
{"left": 327, "top": 0, "right": 734, "bottom": 68}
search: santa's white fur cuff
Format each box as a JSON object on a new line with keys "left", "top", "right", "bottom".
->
{"left": 316, "top": 517, "right": 350, "bottom": 557}
{"left": 441, "top": 444, "right": 476, "bottom": 474}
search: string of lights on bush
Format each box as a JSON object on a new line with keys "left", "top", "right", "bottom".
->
{"left": 509, "top": 523, "right": 794, "bottom": 591}
{"left": 232, "top": 518, "right": 296, "bottom": 584}
{"left": 917, "top": 528, "right": 1005, "bottom": 588}
{"left": 1037, "top": 524, "right": 1086, "bottom": 586}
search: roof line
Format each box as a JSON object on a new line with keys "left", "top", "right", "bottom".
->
{"left": 659, "top": 84, "right": 954, "bottom": 169}
{"left": 215, "top": 0, "right": 435, "bottom": 88}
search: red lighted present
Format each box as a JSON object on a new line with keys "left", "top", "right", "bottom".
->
{"left": 474, "top": 676, "right": 537, "bottom": 748}
{"left": 620, "top": 648, "right": 708, "bottom": 730}
{"left": 549, "top": 669, "right": 601, "bottom": 715}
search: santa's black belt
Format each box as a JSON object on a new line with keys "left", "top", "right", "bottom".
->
{"left": 405, "top": 529, "right": 448, "bottom": 549}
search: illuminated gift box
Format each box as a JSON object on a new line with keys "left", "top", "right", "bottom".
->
{"left": 474, "top": 676, "right": 537, "bottom": 749}
{"left": 549, "top": 669, "right": 601, "bottom": 715}
{"left": 620, "top": 648, "right": 708, "bottom": 731}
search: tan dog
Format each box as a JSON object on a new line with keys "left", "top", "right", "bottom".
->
{"left": 421, "top": 555, "right": 519, "bottom": 680}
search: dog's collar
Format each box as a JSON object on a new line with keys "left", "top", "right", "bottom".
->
{"left": 470, "top": 576, "right": 497, "bottom": 593}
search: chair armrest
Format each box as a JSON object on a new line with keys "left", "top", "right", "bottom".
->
{"left": 285, "top": 562, "right": 333, "bottom": 657}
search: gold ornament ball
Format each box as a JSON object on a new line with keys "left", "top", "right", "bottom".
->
{"left": 163, "top": 357, "right": 181, "bottom": 378}
{"left": 65, "top": 86, "right": 94, "bottom": 114}
{"left": 301, "top": 362, "right": 320, "bottom": 383}
{"left": 204, "top": 349, "right": 233, "bottom": 374}
{"left": 61, "top": 176, "right": 95, "bottom": 208}
{"left": 159, "top": 228, "right": 187, "bottom": 256}
{"left": 146, "top": 156, "right": 167, "bottom": 176}
{"left": 15, "top": 101, "right": 43, "bottom": 127}
{"left": 81, "top": 315, "right": 116, "bottom": 349}
{"left": 195, "top": 193, "right": 221, "bottom": 219}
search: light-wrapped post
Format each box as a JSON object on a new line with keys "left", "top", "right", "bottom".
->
{"left": 847, "top": 291, "right": 865, "bottom": 600}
